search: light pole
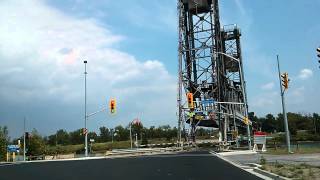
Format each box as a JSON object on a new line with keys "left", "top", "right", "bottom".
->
{"left": 277, "top": 55, "right": 291, "bottom": 153}
{"left": 214, "top": 52, "right": 252, "bottom": 150}
{"left": 129, "top": 122, "right": 133, "bottom": 149}
{"left": 84, "top": 60, "right": 88, "bottom": 157}
{"left": 23, "top": 117, "right": 26, "bottom": 161}
{"left": 111, "top": 128, "right": 114, "bottom": 143}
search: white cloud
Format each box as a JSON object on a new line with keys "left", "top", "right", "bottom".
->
{"left": 250, "top": 91, "right": 278, "bottom": 108}
{"left": 298, "top": 68, "right": 313, "bottom": 80}
{"left": 0, "top": 0, "right": 177, "bottom": 134}
{"left": 261, "top": 82, "right": 275, "bottom": 90}
{"left": 287, "top": 86, "right": 305, "bottom": 105}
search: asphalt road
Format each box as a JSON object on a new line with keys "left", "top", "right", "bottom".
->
{"left": 0, "top": 151, "right": 261, "bottom": 180}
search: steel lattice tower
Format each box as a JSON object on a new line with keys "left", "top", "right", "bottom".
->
{"left": 177, "top": 0, "right": 251, "bottom": 148}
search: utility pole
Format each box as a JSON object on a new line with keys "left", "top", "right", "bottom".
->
{"left": 23, "top": 117, "right": 26, "bottom": 161}
{"left": 84, "top": 60, "right": 88, "bottom": 157}
{"left": 277, "top": 55, "right": 291, "bottom": 153}
{"left": 135, "top": 133, "right": 138, "bottom": 148}
{"left": 129, "top": 123, "right": 133, "bottom": 149}
{"left": 111, "top": 129, "right": 114, "bottom": 143}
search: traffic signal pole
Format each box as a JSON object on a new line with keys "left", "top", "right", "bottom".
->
{"left": 23, "top": 117, "right": 26, "bottom": 161}
{"left": 84, "top": 61, "right": 88, "bottom": 157}
{"left": 277, "top": 55, "right": 291, "bottom": 153}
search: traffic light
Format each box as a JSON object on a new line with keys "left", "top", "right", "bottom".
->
{"left": 317, "top": 48, "right": 320, "bottom": 67}
{"left": 187, "top": 92, "right": 193, "bottom": 108}
{"left": 281, "top": 72, "right": 289, "bottom": 90}
{"left": 110, "top": 99, "right": 116, "bottom": 114}
{"left": 243, "top": 117, "right": 249, "bottom": 125}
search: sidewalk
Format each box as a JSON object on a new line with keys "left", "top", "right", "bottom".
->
{"left": 220, "top": 151, "right": 320, "bottom": 166}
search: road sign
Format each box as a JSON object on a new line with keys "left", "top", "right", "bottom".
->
{"left": 82, "top": 128, "right": 88, "bottom": 135}
{"left": 7, "top": 145, "right": 19, "bottom": 152}
{"left": 90, "top": 139, "right": 95, "bottom": 143}
{"left": 253, "top": 131, "right": 267, "bottom": 152}
{"left": 201, "top": 99, "right": 215, "bottom": 104}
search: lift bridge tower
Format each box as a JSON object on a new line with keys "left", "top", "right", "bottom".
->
{"left": 177, "top": 0, "right": 252, "bottom": 149}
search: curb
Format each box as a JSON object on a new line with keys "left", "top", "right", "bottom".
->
{"left": 253, "top": 168, "right": 290, "bottom": 180}
{"left": 211, "top": 151, "right": 291, "bottom": 180}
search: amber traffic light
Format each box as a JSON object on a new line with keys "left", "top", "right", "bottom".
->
{"left": 317, "top": 48, "right": 320, "bottom": 67}
{"left": 281, "top": 72, "right": 289, "bottom": 90}
{"left": 187, "top": 92, "right": 193, "bottom": 108}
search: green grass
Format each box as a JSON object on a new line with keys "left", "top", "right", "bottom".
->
{"left": 262, "top": 162, "right": 320, "bottom": 179}
{"left": 45, "top": 138, "right": 175, "bottom": 155}
{"left": 45, "top": 141, "right": 133, "bottom": 155}
{"left": 266, "top": 146, "right": 320, "bottom": 155}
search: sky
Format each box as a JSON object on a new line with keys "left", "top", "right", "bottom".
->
{"left": 0, "top": 0, "right": 319, "bottom": 138}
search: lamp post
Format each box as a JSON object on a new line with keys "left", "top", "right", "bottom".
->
{"left": 23, "top": 117, "right": 26, "bottom": 161}
{"left": 84, "top": 60, "right": 88, "bottom": 157}
{"left": 129, "top": 122, "right": 133, "bottom": 149}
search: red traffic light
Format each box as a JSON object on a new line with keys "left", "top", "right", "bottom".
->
{"left": 109, "top": 99, "right": 116, "bottom": 114}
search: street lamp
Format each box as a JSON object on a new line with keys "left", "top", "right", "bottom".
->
{"left": 84, "top": 60, "right": 88, "bottom": 157}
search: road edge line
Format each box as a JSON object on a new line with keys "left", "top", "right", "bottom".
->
{"left": 209, "top": 151, "right": 289, "bottom": 180}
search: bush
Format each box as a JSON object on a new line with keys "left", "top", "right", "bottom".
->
{"left": 260, "top": 156, "right": 267, "bottom": 165}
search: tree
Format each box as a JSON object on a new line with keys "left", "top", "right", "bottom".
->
{"left": 261, "top": 114, "right": 276, "bottom": 133}
{"left": 47, "top": 134, "right": 57, "bottom": 146}
{"left": 56, "top": 129, "right": 70, "bottom": 145}
{"left": 114, "top": 125, "right": 129, "bottom": 141}
{"left": 99, "top": 126, "right": 110, "bottom": 142}
{"left": 69, "top": 129, "right": 84, "bottom": 145}
{"left": 313, "top": 113, "right": 320, "bottom": 135}
{"left": 27, "top": 129, "right": 45, "bottom": 156}
{"left": 248, "top": 112, "right": 260, "bottom": 131}
{"left": 88, "top": 132, "right": 97, "bottom": 141}
{"left": 0, "top": 126, "right": 9, "bottom": 161}
{"left": 276, "top": 113, "right": 285, "bottom": 132}
{"left": 131, "top": 122, "right": 143, "bottom": 139}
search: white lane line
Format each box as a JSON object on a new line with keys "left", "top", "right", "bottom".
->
{"left": 0, "top": 163, "right": 17, "bottom": 167}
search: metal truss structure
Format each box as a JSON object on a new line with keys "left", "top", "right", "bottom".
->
{"left": 177, "top": 0, "right": 251, "bottom": 148}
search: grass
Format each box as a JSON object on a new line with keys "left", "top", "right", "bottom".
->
{"left": 45, "top": 138, "right": 175, "bottom": 155}
{"left": 262, "top": 163, "right": 320, "bottom": 180}
{"left": 266, "top": 146, "right": 320, "bottom": 155}
{"left": 45, "top": 141, "right": 134, "bottom": 155}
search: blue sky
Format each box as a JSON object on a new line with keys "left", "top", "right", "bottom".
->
{"left": 0, "top": 0, "right": 319, "bottom": 138}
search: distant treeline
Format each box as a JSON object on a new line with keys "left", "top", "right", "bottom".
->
{"left": 250, "top": 112, "right": 320, "bottom": 141}
{"left": 5, "top": 124, "right": 212, "bottom": 157}
{"left": 1, "top": 112, "right": 320, "bottom": 159}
